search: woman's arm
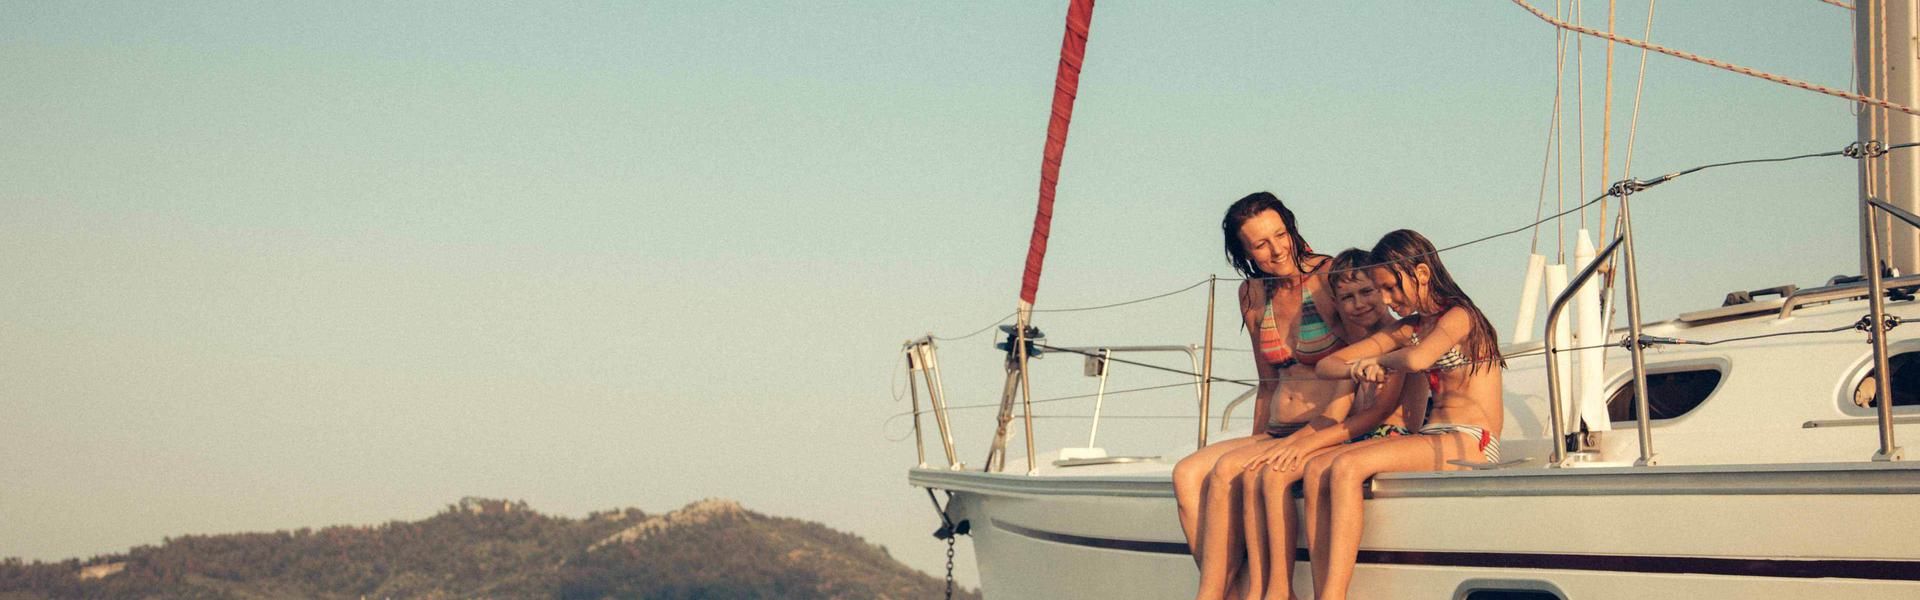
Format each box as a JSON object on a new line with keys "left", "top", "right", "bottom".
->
{"left": 1241, "top": 280, "right": 1274, "bottom": 436}
{"left": 1250, "top": 372, "right": 1417, "bottom": 472}
{"left": 1377, "top": 307, "right": 1474, "bottom": 373}
{"left": 1249, "top": 358, "right": 1275, "bottom": 436}
{"left": 1242, "top": 382, "right": 1353, "bottom": 470}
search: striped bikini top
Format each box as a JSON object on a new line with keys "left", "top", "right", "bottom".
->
{"left": 1407, "top": 328, "right": 1471, "bottom": 371}
{"left": 1256, "top": 286, "right": 1340, "bottom": 367}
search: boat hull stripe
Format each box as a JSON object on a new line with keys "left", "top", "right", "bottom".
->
{"left": 990, "top": 519, "right": 1920, "bottom": 581}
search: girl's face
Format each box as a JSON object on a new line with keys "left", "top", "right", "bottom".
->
{"left": 1369, "top": 264, "right": 1431, "bottom": 316}
{"left": 1235, "top": 209, "right": 1296, "bottom": 276}
{"left": 1332, "top": 276, "right": 1386, "bottom": 329}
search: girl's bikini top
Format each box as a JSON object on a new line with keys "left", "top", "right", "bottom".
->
{"left": 1256, "top": 284, "right": 1340, "bottom": 368}
{"left": 1407, "top": 327, "right": 1472, "bottom": 372}
{"left": 1403, "top": 324, "right": 1473, "bottom": 408}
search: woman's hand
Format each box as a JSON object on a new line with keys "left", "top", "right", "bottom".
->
{"left": 1350, "top": 356, "right": 1388, "bottom": 383}
{"left": 1246, "top": 439, "right": 1310, "bottom": 472}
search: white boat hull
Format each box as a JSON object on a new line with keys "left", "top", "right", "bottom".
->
{"left": 913, "top": 463, "right": 1920, "bottom": 599}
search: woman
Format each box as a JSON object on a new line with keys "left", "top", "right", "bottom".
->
{"left": 1173, "top": 192, "right": 1357, "bottom": 600}
{"left": 1305, "top": 229, "right": 1507, "bottom": 600}
{"left": 1239, "top": 249, "right": 1428, "bottom": 600}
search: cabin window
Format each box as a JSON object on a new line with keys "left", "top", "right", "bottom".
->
{"left": 1463, "top": 591, "right": 1562, "bottom": 600}
{"left": 1851, "top": 351, "right": 1920, "bottom": 409}
{"left": 1606, "top": 369, "right": 1723, "bottom": 422}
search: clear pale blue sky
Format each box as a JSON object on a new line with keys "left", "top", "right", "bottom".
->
{"left": 2, "top": 1, "right": 1863, "bottom": 586}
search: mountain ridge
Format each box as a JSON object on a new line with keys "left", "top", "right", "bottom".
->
{"left": 0, "top": 497, "right": 978, "bottom": 600}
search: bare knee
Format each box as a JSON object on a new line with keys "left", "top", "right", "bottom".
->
{"left": 1175, "top": 455, "right": 1211, "bottom": 492}
{"left": 1238, "top": 467, "right": 1262, "bottom": 489}
{"left": 1328, "top": 456, "right": 1369, "bottom": 490}
{"left": 1207, "top": 459, "right": 1245, "bottom": 489}
{"left": 1260, "top": 468, "right": 1302, "bottom": 498}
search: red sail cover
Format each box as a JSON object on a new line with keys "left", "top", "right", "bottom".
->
{"left": 1018, "top": 0, "right": 1095, "bottom": 308}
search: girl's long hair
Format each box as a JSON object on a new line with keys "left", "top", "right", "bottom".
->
{"left": 1221, "top": 192, "right": 1317, "bottom": 289}
{"left": 1368, "top": 229, "right": 1505, "bottom": 372}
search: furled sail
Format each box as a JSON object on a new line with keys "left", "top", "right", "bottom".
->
{"left": 1016, "top": 0, "right": 1095, "bottom": 324}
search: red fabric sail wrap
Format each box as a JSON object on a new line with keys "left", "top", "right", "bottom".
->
{"left": 1018, "top": 0, "right": 1094, "bottom": 307}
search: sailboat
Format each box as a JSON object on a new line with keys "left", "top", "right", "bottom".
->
{"left": 904, "top": 1, "right": 1920, "bottom": 598}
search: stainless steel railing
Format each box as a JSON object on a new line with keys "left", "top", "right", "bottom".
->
{"left": 1541, "top": 234, "right": 1627, "bottom": 467}
{"left": 1542, "top": 187, "right": 1911, "bottom": 467}
{"left": 905, "top": 336, "right": 1216, "bottom": 473}
{"left": 1863, "top": 196, "right": 1912, "bottom": 461}
{"left": 1541, "top": 184, "right": 1658, "bottom": 467}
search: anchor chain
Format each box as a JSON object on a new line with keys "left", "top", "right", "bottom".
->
{"left": 926, "top": 489, "right": 971, "bottom": 600}
{"left": 944, "top": 534, "right": 957, "bottom": 600}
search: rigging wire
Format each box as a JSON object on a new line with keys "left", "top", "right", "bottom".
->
{"left": 891, "top": 346, "right": 910, "bottom": 402}
{"left": 1509, "top": 0, "right": 1920, "bottom": 117}
{"left": 1619, "top": 0, "right": 1657, "bottom": 194}
{"left": 1035, "top": 279, "right": 1210, "bottom": 313}
{"left": 1531, "top": 0, "right": 1573, "bottom": 258}
{"left": 1600, "top": 0, "right": 1618, "bottom": 241}
{"left": 1822, "top": 0, "right": 1855, "bottom": 10}
{"left": 1875, "top": 0, "right": 1896, "bottom": 261}
{"left": 881, "top": 380, "right": 1203, "bottom": 437}
{"left": 1555, "top": 0, "right": 1570, "bottom": 257}
{"left": 930, "top": 280, "right": 1210, "bottom": 342}
{"left": 1575, "top": 0, "right": 1589, "bottom": 231}
{"left": 924, "top": 141, "right": 1920, "bottom": 342}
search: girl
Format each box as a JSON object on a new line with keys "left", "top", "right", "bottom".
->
{"left": 1174, "top": 192, "right": 1359, "bottom": 600}
{"left": 1239, "top": 249, "right": 1428, "bottom": 600}
{"left": 1305, "top": 229, "right": 1506, "bottom": 600}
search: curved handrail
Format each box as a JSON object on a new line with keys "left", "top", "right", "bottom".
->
{"left": 1542, "top": 235, "right": 1625, "bottom": 466}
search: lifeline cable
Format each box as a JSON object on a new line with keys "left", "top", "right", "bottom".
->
{"left": 927, "top": 141, "right": 1920, "bottom": 342}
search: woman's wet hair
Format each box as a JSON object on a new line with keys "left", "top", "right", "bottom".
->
{"left": 1327, "top": 248, "right": 1371, "bottom": 286}
{"left": 1367, "top": 229, "right": 1505, "bottom": 372}
{"left": 1221, "top": 191, "right": 1316, "bottom": 283}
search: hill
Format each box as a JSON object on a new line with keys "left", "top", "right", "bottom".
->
{"left": 0, "top": 497, "right": 978, "bottom": 600}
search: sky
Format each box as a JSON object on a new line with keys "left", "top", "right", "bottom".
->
{"left": 1, "top": 0, "right": 1870, "bottom": 588}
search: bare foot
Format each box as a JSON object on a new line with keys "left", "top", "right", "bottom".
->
{"left": 1228, "top": 568, "right": 1253, "bottom": 600}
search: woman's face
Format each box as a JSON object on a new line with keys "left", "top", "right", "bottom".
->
{"left": 1235, "top": 209, "right": 1296, "bottom": 276}
{"left": 1332, "top": 276, "right": 1386, "bottom": 329}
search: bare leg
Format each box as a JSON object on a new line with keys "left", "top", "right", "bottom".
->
{"left": 1301, "top": 443, "right": 1369, "bottom": 595}
{"left": 1255, "top": 446, "right": 1338, "bottom": 600}
{"left": 1318, "top": 434, "right": 1477, "bottom": 600}
{"left": 1239, "top": 467, "right": 1268, "bottom": 599}
{"left": 1176, "top": 435, "right": 1264, "bottom": 563}
{"left": 1194, "top": 442, "right": 1273, "bottom": 600}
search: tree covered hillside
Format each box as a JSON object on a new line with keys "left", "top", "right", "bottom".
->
{"left": 0, "top": 497, "right": 977, "bottom": 600}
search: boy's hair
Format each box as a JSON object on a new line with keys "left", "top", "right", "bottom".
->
{"left": 1327, "top": 248, "right": 1371, "bottom": 286}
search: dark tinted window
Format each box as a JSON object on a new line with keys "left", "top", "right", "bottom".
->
{"left": 1465, "top": 591, "right": 1560, "bottom": 600}
{"left": 1607, "top": 369, "right": 1722, "bottom": 422}
{"left": 1852, "top": 352, "right": 1920, "bottom": 408}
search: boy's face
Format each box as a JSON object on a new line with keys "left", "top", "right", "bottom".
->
{"left": 1333, "top": 275, "right": 1386, "bottom": 328}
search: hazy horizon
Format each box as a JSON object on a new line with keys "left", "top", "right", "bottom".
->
{"left": 4, "top": 1, "right": 1866, "bottom": 588}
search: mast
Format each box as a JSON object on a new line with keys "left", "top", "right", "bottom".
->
{"left": 1858, "top": 0, "right": 1920, "bottom": 275}
{"left": 986, "top": 0, "right": 1095, "bottom": 474}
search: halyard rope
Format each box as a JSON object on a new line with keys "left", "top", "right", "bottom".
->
{"left": 1509, "top": 0, "right": 1920, "bottom": 116}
